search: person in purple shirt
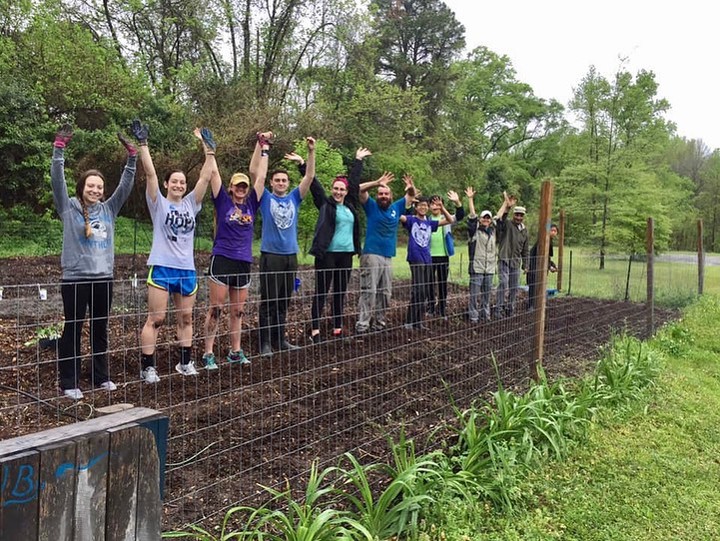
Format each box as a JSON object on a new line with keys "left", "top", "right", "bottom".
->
{"left": 201, "top": 132, "right": 271, "bottom": 369}
{"left": 400, "top": 196, "right": 453, "bottom": 329}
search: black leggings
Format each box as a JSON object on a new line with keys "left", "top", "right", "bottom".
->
{"left": 311, "top": 252, "right": 353, "bottom": 330}
{"left": 428, "top": 256, "right": 449, "bottom": 315}
{"left": 58, "top": 279, "right": 113, "bottom": 389}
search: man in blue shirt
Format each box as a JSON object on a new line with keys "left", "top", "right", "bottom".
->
{"left": 254, "top": 136, "right": 316, "bottom": 356}
{"left": 355, "top": 173, "right": 416, "bottom": 333}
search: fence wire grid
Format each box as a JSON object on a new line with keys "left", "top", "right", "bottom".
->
{"left": 0, "top": 249, "right": 698, "bottom": 529}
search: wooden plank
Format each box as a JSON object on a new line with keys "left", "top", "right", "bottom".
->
{"left": 135, "top": 428, "right": 161, "bottom": 541}
{"left": 105, "top": 425, "right": 140, "bottom": 541}
{"left": 138, "top": 417, "right": 169, "bottom": 500}
{"left": 0, "top": 450, "right": 40, "bottom": 541}
{"left": 38, "top": 441, "right": 78, "bottom": 541}
{"left": 0, "top": 408, "right": 161, "bottom": 457}
{"left": 73, "top": 433, "right": 110, "bottom": 541}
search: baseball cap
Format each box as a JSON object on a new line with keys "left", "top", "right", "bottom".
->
{"left": 480, "top": 210, "right": 492, "bottom": 218}
{"left": 513, "top": 206, "right": 526, "bottom": 215}
{"left": 230, "top": 173, "right": 250, "bottom": 186}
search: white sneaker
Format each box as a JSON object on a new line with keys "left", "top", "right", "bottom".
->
{"left": 63, "top": 388, "right": 84, "bottom": 400}
{"left": 141, "top": 366, "right": 161, "bottom": 384}
{"left": 175, "top": 362, "right": 198, "bottom": 376}
{"left": 100, "top": 380, "right": 117, "bottom": 391}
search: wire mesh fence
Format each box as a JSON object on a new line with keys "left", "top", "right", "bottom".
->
{"left": 0, "top": 247, "right": 699, "bottom": 529}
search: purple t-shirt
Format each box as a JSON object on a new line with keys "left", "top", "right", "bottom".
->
{"left": 403, "top": 216, "right": 439, "bottom": 264}
{"left": 211, "top": 188, "right": 259, "bottom": 263}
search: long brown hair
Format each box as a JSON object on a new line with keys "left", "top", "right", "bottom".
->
{"left": 76, "top": 169, "right": 106, "bottom": 238}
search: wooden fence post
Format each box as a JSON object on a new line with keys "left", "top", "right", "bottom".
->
{"left": 0, "top": 407, "right": 167, "bottom": 541}
{"left": 531, "top": 180, "right": 554, "bottom": 381}
{"left": 698, "top": 219, "right": 704, "bottom": 295}
{"left": 646, "top": 217, "right": 655, "bottom": 335}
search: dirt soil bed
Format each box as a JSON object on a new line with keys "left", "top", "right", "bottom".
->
{"left": 0, "top": 254, "right": 677, "bottom": 529}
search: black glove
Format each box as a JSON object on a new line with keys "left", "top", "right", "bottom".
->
{"left": 130, "top": 119, "right": 149, "bottom": 144}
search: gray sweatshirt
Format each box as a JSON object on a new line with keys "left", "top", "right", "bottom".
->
{"left": 51, "top": 147, "right": 136, "bottom": 280}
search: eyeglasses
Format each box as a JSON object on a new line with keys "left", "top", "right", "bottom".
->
{"left": 514, "top": 213, "right": 525, "bottom": 216}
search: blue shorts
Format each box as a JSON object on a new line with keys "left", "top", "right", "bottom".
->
{"left": 147, "top": 266, "right": 198, "bottom": 296}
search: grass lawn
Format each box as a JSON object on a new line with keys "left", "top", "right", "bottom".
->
{"left": 449, "top": 295, "right": 720, "bottom": 540}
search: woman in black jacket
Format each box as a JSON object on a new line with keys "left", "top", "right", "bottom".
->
{"left": 285, "top": 147, "right": 370, "bottom": 341}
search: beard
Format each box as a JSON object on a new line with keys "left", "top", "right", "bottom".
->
{"left": 377, "top": 198, "right": 391, "bottom": 210}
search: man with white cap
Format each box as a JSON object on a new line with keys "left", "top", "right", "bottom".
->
{"left": 495, "top": 191, "right": 529, "bottom": 317}
{"left": 465, "top": 187, "right": 511, "bottom": 322}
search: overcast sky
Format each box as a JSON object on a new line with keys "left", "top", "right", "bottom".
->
{"left": 443, "top": 0, "right": 719, "bottom": 151}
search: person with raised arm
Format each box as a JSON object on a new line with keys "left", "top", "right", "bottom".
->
{"left": 466, "top": 187, "right": 509, "bottom": 322}
{"left": 51, "top": 123, "right": 137, "bottom": 400}
{"left": 426, "top": 190, "right": 465, "bottom": 320}
{"left": 254, "top": 136, "right": 316, "bottom": 357}
{"left": 354, "top": 172, "right": 415, "bottom": 334}
{"left": 136, "top": 123, "right": 212, "bottom": 380}
{"left": 201, "top": 132, "right": 272, "bottom": 368}
{"left": 495, "top": 191, "right": 529, "bottom": 317}
{"left": 400, "top": 195, "right": 454, "bottom": 329}
{"left": 285, "top": 147, "right": 370, "bottom": 343}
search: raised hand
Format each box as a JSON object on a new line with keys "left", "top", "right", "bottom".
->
{"left": 130, "top": 119, "right": 149, "bottom": 144}
{"left": 54, "top": 123, "right": 73, "bottom": 149}
{"left": 355, "top": 147, "right": 372, "bottom": 160}
{"left": 377, "top": 171, "right": 395, "bottom": 186}
{"left": 117, "top": 132, "right": 138, "bottom": 157}
{"left": 306, "top": 136, "right": 316, "bottom": 151}
{"left": 465, "top": 186, "right": 475, "bottom": 198}
{"left": 200, "top": 127, "right": 216, "bottom": 151}
{"left": 503, "top": 190, "right": 517, "bottom": 207}
{"left": 402, "top": 173, "right": 414, "bottom": 186}
{"left": 284, "top": 152, "right": 305, "bottom": 165}
{"left": 257, "top": 131, "right": 274, "bottom": 148}
{"left": 447, "top": 190, "right": 461, "bottom": 205}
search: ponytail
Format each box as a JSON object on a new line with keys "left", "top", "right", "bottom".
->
{"left": 80, "top": 200, "right": 92, "bottom": 238}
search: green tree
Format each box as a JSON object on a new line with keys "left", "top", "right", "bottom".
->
{"left": 371, "top": 0, "right": 465, "bottom": 135}
{"left": 561, "top": 65, "right": 676, "bottom": 266}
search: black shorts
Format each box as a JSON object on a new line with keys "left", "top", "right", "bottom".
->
{"left": 208, "top": 255, "right": 252, "bottom": 289}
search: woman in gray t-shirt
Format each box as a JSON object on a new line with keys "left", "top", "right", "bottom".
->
{"left": 133, "top": 123, "right": 212, "bottom": 381}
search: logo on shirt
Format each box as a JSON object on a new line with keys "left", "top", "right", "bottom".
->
{"left": 165, "top": 208, "right": 195, "bottom": 241}
{"left": 229, "top": 206, "right": 253, "bottom": 225}
{"left": 270, "top": 198, "right": 295, "bottom": 230}
{"left": 411, "top": 221, "right": 431, "bottom": 248}
{"left": 89, "top": 218, "right": 108, "bottom": 240}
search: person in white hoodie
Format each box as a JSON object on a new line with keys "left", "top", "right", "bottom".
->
{"left": 50, "top": 124, "right": 137, "bottom": 400}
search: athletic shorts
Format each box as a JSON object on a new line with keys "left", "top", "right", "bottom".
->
{"left": 208, "top": 255, "right": 252, "bottom": 289}
{"left": 147, "top": 265, "right": 198, "bottom": 296}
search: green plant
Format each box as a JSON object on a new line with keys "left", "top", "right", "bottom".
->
{"left": 23, "top": 322, "right": 62, "bottom": 347}
{"left": 655, "top": 321, "right": 694, "bottom": 357}
{"left": 589, "top": 334, "right": 660, "bottom": 407}
{"left": 252, "top": 460, "right": 367, "bottom": 541}
{"left": 162, "top": 505, "right": 263, "bottom": 540}
{"left": 333, "top": 450, "right": 436, "bottom": 541}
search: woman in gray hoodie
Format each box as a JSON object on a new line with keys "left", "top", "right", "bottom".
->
{"left": 51, "top": 124, "right": 137, "bottom": 400}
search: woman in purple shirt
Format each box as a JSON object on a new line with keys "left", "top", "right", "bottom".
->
{"left": 201, "top": 132, "right": 271, "bottom": 368}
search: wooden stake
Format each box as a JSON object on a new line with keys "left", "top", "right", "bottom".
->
{"left": 531, "top": 180, "right": 554, "bottom": 381}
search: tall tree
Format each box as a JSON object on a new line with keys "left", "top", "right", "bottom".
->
{"left": 371, "top": 0, "right": 465, "bottom": 135}
{"left": 564, "top": 65, "right": 675, "bottom": 267}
